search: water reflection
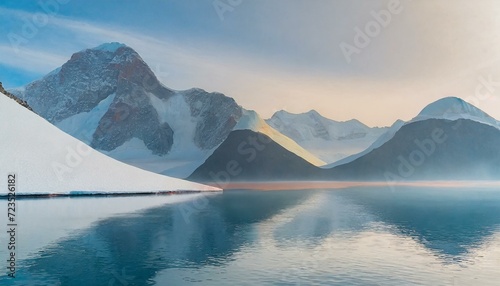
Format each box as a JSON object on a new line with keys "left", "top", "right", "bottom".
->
{"left": 336, "top": 186, "right": 500, "bottom": 258}
{"left": 5, "top": 190, "right": 311, "bottom": 285}
{"left": 272, "top": 191, "right": 374, "bottom": 244}
{"left": 1, "top": 188, "right": 499, "bottom": 285}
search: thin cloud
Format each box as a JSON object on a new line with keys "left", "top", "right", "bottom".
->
{"left": 2, "top": 3, "right": 500, "bottom": 126}
{"left": 0, "top": 45, "right": 68, "bottom": 74}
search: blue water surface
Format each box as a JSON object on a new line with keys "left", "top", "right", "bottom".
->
{"left": 1, "top": 187, "right": 499, "bottom": 285}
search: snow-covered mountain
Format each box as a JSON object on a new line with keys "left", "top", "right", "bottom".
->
{"left": 326, "top": 97, "right": 499, "bottom": 169}
{"left": 327, "top": 118, "right": 500, "bottom": 181}
{"left": 14, "top": 43, "right": 323, "bottom": 177}
{"left": 266, "top": 110, "right": 388, "bottom": 163}
{"left": 411, "top": 96, "right": 500, "bottom": 128}
{"left": 0, "top": 92, "right": 220, "bottom": 195}
{"left": 13, "top": 43, "right": 243, "bottom": 178}
{"left": 325, "top": 97, "right": 500, "bottom": 180}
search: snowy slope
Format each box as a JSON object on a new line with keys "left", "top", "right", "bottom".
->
{"left": 324, "top": 119, "right": 405, "bottom": 168}
{"left": 411, "top": 97, "right": 500, "bottom": 128}
{"left": 234, "top": 110, "right": 326, "bottom": 166}
{"left": 56, "top": 93, "right": 117, "bottom": 145}
{"left": 0, "top": 93, "right": 220, "bottom": 195}
{"left": 52, "top": 87, "right": 241, "bottom": 178}
{"left": 102, "top": 92, "right": 220, "bottom": 178}
{"left": 267, "top": 110, "right": 388, "bottom": 163}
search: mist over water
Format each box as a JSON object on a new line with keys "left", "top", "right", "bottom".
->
{"left": 1, "top": 187, "right": 499, "bottom": 285}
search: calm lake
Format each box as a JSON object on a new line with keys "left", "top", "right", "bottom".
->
{"left": 1, "top": 187, "right": 499, "bottom": 285}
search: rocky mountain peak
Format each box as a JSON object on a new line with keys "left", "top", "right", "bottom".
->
{"left": 23, "top": 43, "right": 174, "bottom": 123}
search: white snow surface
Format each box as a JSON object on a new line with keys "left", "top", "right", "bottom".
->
{"left": 267, "top": 110, "right": 388, "bottom": 164}
{"left": 104, "top": 92, "right": 219, "bottom": 178}
{"left": 56, "top": 92, "right": 216, "bottom": 179}
{"left": 0, "top": 93, "right": 220, "bottom": 195}
{"left": 56, "top": 93, "right": 116, "bottom": 145}
{"left": 324, "top": 119, "right": 405, "bottom": 168}
{"left": 102, "top": 93, "right": 217, "bottom": 178}
{"left": 234, "top": 110, "right": 326, "bottom": 166}
{"left": 411, "top": 97, "right": 500, "bottom": 128}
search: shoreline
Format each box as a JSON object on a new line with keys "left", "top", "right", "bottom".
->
{"left": 201, "top": 180, "right": 500, "bottom": 191}
{"left": 0, "top": 189, "right": 222, "bottom": 199}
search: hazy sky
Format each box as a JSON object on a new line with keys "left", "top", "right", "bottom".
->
{"left": 2, "top": 0, "right": 500, "bottom": 126}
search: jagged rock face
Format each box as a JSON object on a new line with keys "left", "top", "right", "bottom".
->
{"left": 92, "top": 82, "right": 174, "bottom": 155}
{"left": 23, "top": 45, "right": 175, "bottom": 124}
{"left": 24, "top": 48, "right": 119, "bottom": 123}
{"left": 20, "top": 44, "right": 176, "bottom": 155}
{"left": 183, "top": 89, "right": 242, "bottom": 150}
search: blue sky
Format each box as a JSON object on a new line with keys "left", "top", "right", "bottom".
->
{"left": 2, "top": 0, "right": 500, "bottom": 125}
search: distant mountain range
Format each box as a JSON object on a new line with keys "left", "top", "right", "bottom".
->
{"left": 266, "top": 110, "right": 388, "bottom": 163}
{"left": 327, "top": 97, "right": 500, "bottom": 181}
{"left": 191, "top": 97, "right": 500, "bottom": 183}
{"left": 9, "top": 43, "right": 500, "bottom": 184}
